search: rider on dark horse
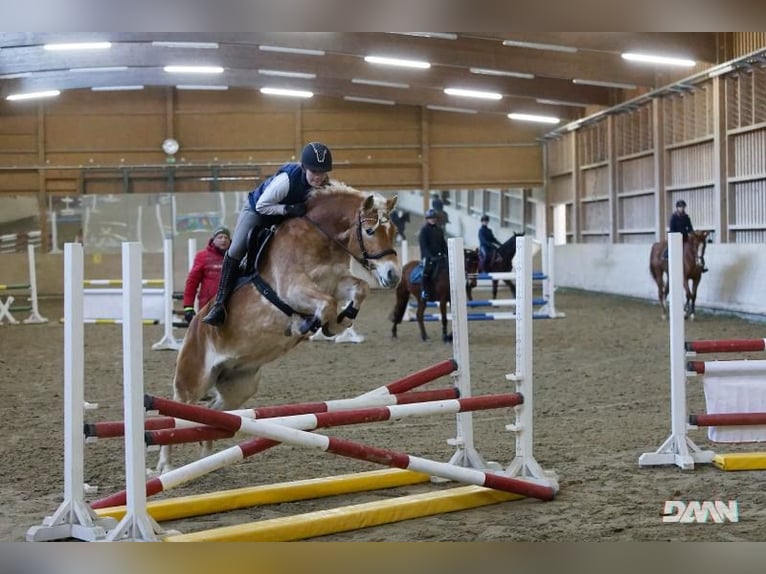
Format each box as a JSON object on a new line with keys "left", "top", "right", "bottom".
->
{"left": 478, "top": 214, "right": 501, "bottom": 273}
{"left": 202, "top": 142, "right": 334, "bottom": 326}
{"left": 418, "top": 208, "right": 448, "bottom": 301}
{"left": 665, "top": 199, "right": 708, "bottom": 273}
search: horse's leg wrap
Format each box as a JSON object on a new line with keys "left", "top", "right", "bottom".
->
{"left": 337, "top": 302, "right": 359, "bottom": 323}
{"left": 299, "top": 315, "right": 322, "bottom": 335}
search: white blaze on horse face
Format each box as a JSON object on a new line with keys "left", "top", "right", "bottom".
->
{"left": 373, "top": 259, "right": 401, "bottom": 288}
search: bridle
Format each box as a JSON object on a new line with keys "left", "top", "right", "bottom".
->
{"left": 304, "top": 208, "right": 397, "bottom": 272}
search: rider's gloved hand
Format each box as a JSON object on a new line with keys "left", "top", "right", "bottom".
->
{"left": 284, "top": 203, "right": 307, "bottom": 217}
{"left": 183, "top": 306, "right": 196, "bottom": 323}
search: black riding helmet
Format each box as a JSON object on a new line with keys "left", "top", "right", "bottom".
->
{"left": 676, "top": 199, "right": 687, "bottom": 208}
{"left": 301, "top": 142, "right": 333, "bottom": 172}
{"left": 480, "top": 215, "right": 490, "bottom": 222}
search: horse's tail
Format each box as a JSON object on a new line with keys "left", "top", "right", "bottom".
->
{"left": 389, "top": 280, "right": 410, "bottom": 325}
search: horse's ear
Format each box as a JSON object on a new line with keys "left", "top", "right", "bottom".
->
{"left": 387, "top": 195, "right": 398, "bottom": 212}
{"left": 362, "top": 195, "right": 375, "bottom": 212}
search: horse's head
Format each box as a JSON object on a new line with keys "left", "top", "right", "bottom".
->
{"left": 354, "top": 193, "right": 401, "bottom": 288}
{"left": 685, "top": 230, "right": 710, "bottom": 272}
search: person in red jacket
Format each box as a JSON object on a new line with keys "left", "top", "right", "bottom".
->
{"left": 182, "top": 226, "right": 231, "bottom": 324}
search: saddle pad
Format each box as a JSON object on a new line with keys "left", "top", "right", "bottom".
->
{"left": 409, "top": 264, "right": 423, "bottom": 285}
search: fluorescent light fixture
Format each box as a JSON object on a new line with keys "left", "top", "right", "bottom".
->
{"left": 258, "top": 69, "right": 317, "bottom": 79}
{"left": 69, "top": 66, "right": 128, "bottom": 73}
{"left": 621, "top": 52, "right": 695, "bottom": 67}
{"left": 0, "top": 72, "right": 31, "bottom": 79}
{"left": 259, "top": 45, "right": 325, "bottom": 56}
{"left": 344, "top": 96, "right": 395, "bottom": 106}
{"left": 164, "top": 65, "right": 224, "bottom": 74}
{"left": 351, "top": 78, "right": 410, "bottom": 89}
{"left": 502, "top": 40, "right": 577, "bottom": 53}
{"left": 566, "top": 121, "right": 582, "bottom": 132}
{"left": 708, "top": 64, "right": 734, "bottom": 78}
{"left": 397, "top": 32, "right": 458, "bottom": 41}
{"left": 176, "top": 85, "right": 229, "bottom": 90}
{"left": 44, "top": 42, "right": 112, "bottom": 51}
{"left": 91, "top": 85, "right": 145, "bottom": 91}
{"left": 6, "top": 89, "right": 61, "bottom": 101}
{"left": 152, "top": 41, "right": 219, "bottom": 49}
{"left": 364, "top": 55, "right": 431, "bottom": 69}
{"left": 508, "top": 112, "right": 560, "bottom": 124}
{"left": 444, "top": 87, "right": 502, "bottom": 100}
{"left": 470, "top": 67, "right": 534, "bottom": 80}
{"left": 572, "top": 78, "right": 637, "bottom": 90}
{"left": 426, "top": 105, "right": 477, "bottom": 114}
{"left": 260, "top": 87, "right": 313, "bottom": 98}
{"left": 536, "top": 98, "right": 589, "bottom": 108}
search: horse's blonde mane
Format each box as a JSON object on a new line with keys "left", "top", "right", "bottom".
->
{"left": 310, "top": 180, "right": 391, "bottom": 211}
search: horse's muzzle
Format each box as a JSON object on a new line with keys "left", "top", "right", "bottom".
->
{"left": 376, "top": 263, "right": 401, "bottom": 288}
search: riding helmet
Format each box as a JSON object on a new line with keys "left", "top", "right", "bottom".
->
{"left": 676, "top": 199, "right": 687, "bottom": 208}
{"left": 480, "top": 214, "right": 490, "bottom": 222}
{"left": 425, "top": 208, "right": 438, "bottom": 219}
{"left": 301, "top": 142, "right": 333, "bottom": 172}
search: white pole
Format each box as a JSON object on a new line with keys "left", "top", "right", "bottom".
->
{"left": 26, "top": 243, "right": 116, "bottom": 542}
{"left": 400, "top": 239, "right": 409, "bottom": 268}
{"left": 106, "top": 243, "right": 165, "bottom": 541}
{"left": 49, "top": 211, "right": 62, "bottom": 254}
{"left": 152, "top": 238, "right": 181, "bottom": 351}
{"left": 638, "top": 232, "right": 715, "bottom": 469}
{"left": 445, "top": 237, "right": 487, "bottom": 470}
{"left": 23, "top": 244, "right": 48, "bottom": 324}
{"left": 505, "top": 236, "right": 558, "bottom": 488}
{"left": 187, "top": 237, "right": 197, "bottom": 272}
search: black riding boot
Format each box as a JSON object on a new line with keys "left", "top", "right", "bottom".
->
{"left": 202, "top": 254, "right": 240, "bottom": 327}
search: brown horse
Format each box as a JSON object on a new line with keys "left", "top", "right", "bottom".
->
{"left": 649, "top": 230, "right": 710, "bottom": 320}
{"left": 389, "top": 249, "right": 479, "bottom": 343}
{"left": 157, "top": 183, "right": 401, "bottom": 473}
{"left": 469, "top": 233, "right": 524, "bottom": 300}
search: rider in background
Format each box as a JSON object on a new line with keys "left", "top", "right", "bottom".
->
{"left": 478, "top": 214, "right": 501, "bottom": 273}
{"left": 668, "top": 199, "right": 708, "bottom": 272}
{"left": 182, "top": 226, "right": 231, "bottom": 324}
{"left": 418, "top": 208, "right": 448, "bottom": 301}
{"left": 202, "top": 142, "right": 334, "bottom": 326}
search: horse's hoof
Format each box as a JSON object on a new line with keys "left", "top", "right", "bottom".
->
{"left": 443, "top": 334, "right": 453, "bottom": 343}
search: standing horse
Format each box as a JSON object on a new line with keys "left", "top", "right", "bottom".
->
{"left": 469, "top": 232, "right": 524, "bottom": 300}
{"left": 649, "top": 230, "right": 710, "bottom": 320}
{"left": 157, "top": 184, "right": 401, "bottom": 473}
{"left": 389, "top": 249, "right": 479, "bottom": 343}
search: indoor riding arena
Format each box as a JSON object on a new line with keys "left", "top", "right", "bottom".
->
{"left": 2, "top": 33, "right": 766, "bottom": 543}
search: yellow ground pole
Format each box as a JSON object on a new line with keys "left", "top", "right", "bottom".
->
{"left": 94, "top": 468, "right": 431, "bottom": 523}
{"left": 713, "top": 452, "right": 766, "bottom": 471}
{"left": 164, "top": 485, "right": 524, "bottom": 542}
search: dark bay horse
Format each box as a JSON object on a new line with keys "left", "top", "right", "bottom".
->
{"left": 158, "top": 184, "right": 401, "bottom": 473}
{"left": 649, "top": 230, "right": 710, "bottom": 320}
{"left": 389, "top": 249, "right": 479, "bottom": 343}
{"left": 469, "top": 233, "right": 524, "bottom": 300}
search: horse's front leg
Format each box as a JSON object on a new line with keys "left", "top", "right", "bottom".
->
{"left": 416, "top": 299, "right": 429, "bottom": 341}
{"left": 683, "top": 279, "right": 694, "bottom": 319}
{"left": 439, "top": 298, "right": 452, "bottom": 343}
{"left": 284, "top": 274, "right": 339, "bottom": 337}
{"left": 333, "top": 275, "right": 370, "bottom": 328}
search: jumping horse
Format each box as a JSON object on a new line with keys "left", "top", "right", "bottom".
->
{"left": 389, "top": 249, "right": 479, "bottom": 343}
{"left": 158, "top": 183, "right": 401, "bottom": 473}
{"left": 468, "top": 233, "right": 524, "bottom": 300}
{"left": 649, "top": 230, "right": 710, "bottom": 320}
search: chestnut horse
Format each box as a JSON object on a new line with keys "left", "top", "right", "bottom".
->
{"left": 157, "top": 184, "right": 401, "bottom": 473}
{"left": 649, "top": 230, "right": 710, "bottom": 320}
{"left": 468, "top": 233, "right": 524, "bottom": 300}
{"left": 389, "top": 249, "right": 479, "bottom": 343}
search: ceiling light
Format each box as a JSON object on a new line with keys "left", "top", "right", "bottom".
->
{"left": 260, "top": 87, "right": 313, "bottom": 98}
{"left": 351, "top": 78, "right": 410, "bottom": 89}
{"left": 470, "top": 67, "right": 534, "bottom": 80}
{"left": 152, "top": 41, "right": 219, "bottom": 49}
{"left": 572, "top": 78, "right": 637, "bottom": 90}
{"left": 259, "top": 45, "right": 326, "bottom": 56}
{"left": 6, "top": 89, "right": 61, "bottom": 101}
{"left": 708, "top": 64, "right": 735, "bottom": 78}
{"left": 0, "top": 72, "right": 31, "bottom": 79}
{"left": 397, "top": 33, "right": 458, "bottom": 41}
{"left": 444, "top": 87, "right": 502, "bottom": 100}
{"left": 344, "top": 96, "right": 395, "bottom": 106}
{"left": 69, "top": 66, "right": 128, "bottom": 73}
{"left": 258, "top": 69, "right": 317, "bottom": 79}
{"left": 621, "top": 53, "right": 695, "bottom": 67}
{"left": 44, "top": 42, "right": 112, "bottom": 51}
{"left": 566, "top": 121, "right": 582, "bottom": 132}
{"left": 426, "top": 105, "right": 477, "bottom": 114}
{"left": 364, "top": 56, "right": 431, "bottom": 69}
{"left": 536, "top": 98, "right": 589, "bottom": 108}
{"left": 502, "top": 40, "right": 577, "bottom": 53}
{"left": 176, "top": 85, "right": 229, "bottom": 90}
{"left": 508, "top": 112, "right": 560, "bottom": 124}
{"left": 91, "top": 85, "right": 145, "bottom": 91}
{"left": 164, "top": 65, "right": 224, "bottom": 74}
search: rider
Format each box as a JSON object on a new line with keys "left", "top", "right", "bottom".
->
{"left": 668, "top": 199, "right": 708, "bottom": 272}
{"left": 418, "top": 208, "right": 448, "bottom": 301}
{"left": 478, "top": 214, "right": 501, "bottom": 273}
{"left": 202, "top": 142, "right": 334, "bottom": 326}
{"left": 182, "top": 226, "right": 231, "bottom": 324}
